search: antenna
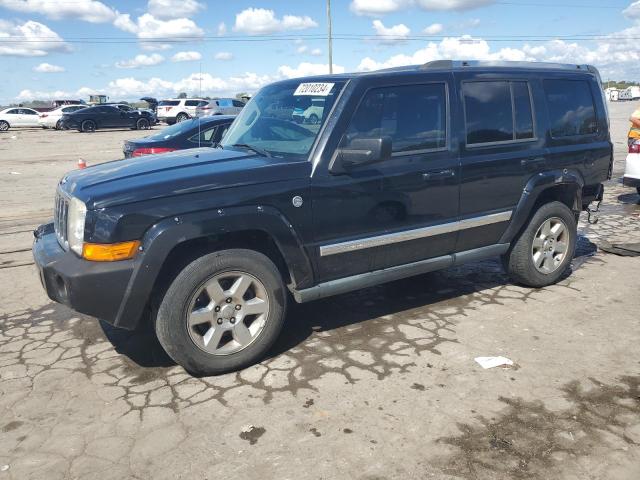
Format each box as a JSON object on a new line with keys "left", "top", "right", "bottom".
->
{"left": 327, "top": 0, "right": 333, "bottom": 74}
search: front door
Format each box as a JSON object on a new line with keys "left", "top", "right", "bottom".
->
{"left": 311, "top": 77, "right": 460, "bottom": 282}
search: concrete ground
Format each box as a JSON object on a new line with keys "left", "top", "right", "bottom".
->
{"left": 1, "top": 103, "right": 639, "bottom": 480}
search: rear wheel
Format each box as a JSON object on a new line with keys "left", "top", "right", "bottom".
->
{"left": 504, "top": 201, "right": 577, "bottom": 288}
{"left": 81, "top": 119, "right": 96, "bottom": 133}
{"left": 155, "top": 249, "right": 287, "bottom": 375}
{"left": 136, "top": 118, "right": 150, "bottom": 130}
{"left": 0, "top": 121, "right": 9, "bottom": 131}
{"left": 308, "top": 113, "right": 319, "bottom": 125}
{"left": 176, "top": 113, "right": 188, "bottom": 123}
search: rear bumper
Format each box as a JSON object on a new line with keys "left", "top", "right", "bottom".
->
{"left": 32, "top": 223, "right": 137, "bottom": 329}
{"left": 623, "top": 176, "right": 640, "bottom": 188}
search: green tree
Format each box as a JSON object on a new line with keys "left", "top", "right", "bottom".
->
{"left": 177, "top": 92, "right": 188, "bottom": 99}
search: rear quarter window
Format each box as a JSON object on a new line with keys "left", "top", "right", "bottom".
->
{"left": 543, "top": 79, "right": 597, "bottom": 137}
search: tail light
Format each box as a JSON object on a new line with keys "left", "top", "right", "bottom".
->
{"left": 630, "top": 140, "right": 640, "bottom": 154}
{"left": 131, "top": 147, "right": 176, "bottom": 157}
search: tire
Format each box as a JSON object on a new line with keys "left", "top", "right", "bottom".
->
{"left": 504, "top": 201, "right": 577, "bottom": 288}
{"left": 176, "top": 113, "right": 188, "bottom": 123}
{"left": 155, "top": 249, "right": 287, "bottom": 376}
{"left": 637, "top": 187, "right": 640, "bottom": 196}
{"left": 0, "top": 121, "right": 9, "bottom": 131}
{"left": 55, "top": 120, "right": 62, "bottom": 130}
{"left": 136, "top": 118, "right": 150, "bottom": 130}
{"left": 308, "top": 114, "right": 319, "bottom": 125}
{"left": 81, "top": 119, "right": 96, "bottom": 133}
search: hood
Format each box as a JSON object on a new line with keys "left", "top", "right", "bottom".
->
{"left": 61, "top": 148, "right": 311, "bottom": 210}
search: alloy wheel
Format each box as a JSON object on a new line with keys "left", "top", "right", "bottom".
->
{"left": 531, "top": 217, "right": 570, "bottom": 274}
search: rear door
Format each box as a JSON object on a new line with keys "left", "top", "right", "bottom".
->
{"left": 311, "top": 75, "right": 461, "bottom": 282}
{"left": 454, "top": 72, "right": 545, "bottom": 251}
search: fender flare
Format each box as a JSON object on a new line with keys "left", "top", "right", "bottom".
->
{"left": 499, "top": 169, "right": 584, "bottom": 245}
{"left": 113, "top": 205, "right": 313, "bottom": 328}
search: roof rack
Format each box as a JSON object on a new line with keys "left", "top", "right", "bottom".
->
{"left": 421, "top": 60, "right": 593, "bottom": 71}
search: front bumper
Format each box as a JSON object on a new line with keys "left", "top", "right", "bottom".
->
{"left": 33, "top": 223, "right": 136, "bottom": 327}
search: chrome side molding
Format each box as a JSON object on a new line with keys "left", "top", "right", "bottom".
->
{"left": 319, "top": 211, "right": 512, "bottom": 257}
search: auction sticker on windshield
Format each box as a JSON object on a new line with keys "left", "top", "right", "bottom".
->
{"left": 293, "top": 82, "right": 335, "bottom": 96}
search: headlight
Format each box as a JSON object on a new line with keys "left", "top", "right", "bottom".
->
{"left": 67, "top": 196, "right": 86, "bottom": 255}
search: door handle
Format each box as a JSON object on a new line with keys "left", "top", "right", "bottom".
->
{"left": 422, "top": 169, "right": 455, "bottom": 181}
{"left": 521, "top": 157, "right": 546, "bottom": 170}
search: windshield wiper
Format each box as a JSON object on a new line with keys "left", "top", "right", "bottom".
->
{"left": 230, "top": 143, "right": 271, "bottom": 158}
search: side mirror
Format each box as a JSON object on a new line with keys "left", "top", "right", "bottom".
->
{"left": 331, "top": 136, "right": 392, "bottom": 173}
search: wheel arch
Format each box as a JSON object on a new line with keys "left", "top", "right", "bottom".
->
{"left": 113, "top": 206, "right": 313, "bottom": 329}
{"left": 500, "top": 170, "right": 584, "bottom": 245}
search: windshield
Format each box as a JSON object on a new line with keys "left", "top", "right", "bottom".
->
{"left": 221, "top": 80, "right": 345, "bottom": 158}
{"left": 146, "top": 118, "right": 204, "bottom": 140}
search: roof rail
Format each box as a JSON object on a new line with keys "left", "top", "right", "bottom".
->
{"left": 421, "top": 60, "right": 593, "bottom": 71}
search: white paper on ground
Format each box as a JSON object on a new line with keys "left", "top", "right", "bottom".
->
{"left": 474, "top": 356, "right": 514, "bottom": 369}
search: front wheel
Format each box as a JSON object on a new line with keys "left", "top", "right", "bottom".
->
{"left": 0, "top": 121, "right": 9, "bottom": 131}
{"left": 81, "top": 120, "right": 96, "bottom": 132}
{"left": 155, "top": 249, "right": 287, "bottom": 376}
{"left": 504, "top": 201, "right": 577, "bottom": 288}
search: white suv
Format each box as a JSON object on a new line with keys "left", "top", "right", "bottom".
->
{"left": 624, "top": 140, "right": 640, "bottom": 195}
{"left": 157, "top": 98, "right": 207, "bottom": 124}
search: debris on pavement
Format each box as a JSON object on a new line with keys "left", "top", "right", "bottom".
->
{"left": 475, "top": 356, "right": 514, "bottom": 369}
{"left": 599, "top": 240, "right": 640, "bottom": 257}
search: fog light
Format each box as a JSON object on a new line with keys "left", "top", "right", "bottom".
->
{"left": 82, "top": 241, "right": 140, "bottom": 262}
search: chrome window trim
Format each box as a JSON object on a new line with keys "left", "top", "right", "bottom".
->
{"left": 319, "top": 210, "right": 512, "bottom": 257}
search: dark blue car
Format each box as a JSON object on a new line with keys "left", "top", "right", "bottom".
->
{"left": 123, "top": 115, "right": 234, "bottom": 158}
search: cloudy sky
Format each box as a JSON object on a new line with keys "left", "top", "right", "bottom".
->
{"left": 1, "top": 0, "right": 639, "bottom": 103}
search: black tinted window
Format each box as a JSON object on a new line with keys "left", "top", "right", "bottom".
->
{"left": 513, "top": 82, "right": 534, "bottom": 139}
{"left": 185, "top": 100, "right": 201, "bottom": 107}
{"left": 232, "top": 100, "right": 245, "bottom": 107}
{"left": 464, "top": 81, "right": 513, "bottom": 144}
{"left": 346, "top": 83, "right": 447, "bottom": 154}
{"left": 544, "top": 79, "right": 597, "bottom": 137}
{"left": 158, "top": 100, "right": 180, "bottom": 106}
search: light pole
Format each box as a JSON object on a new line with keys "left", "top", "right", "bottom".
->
{"left": 327, "top": 0, "right": 333, "bottom": 74}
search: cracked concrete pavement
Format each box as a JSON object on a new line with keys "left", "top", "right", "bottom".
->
{"left": 0, "top": 103, "right": 639, "bottom": 479}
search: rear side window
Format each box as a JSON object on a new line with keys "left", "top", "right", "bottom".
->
{"left": 159, "top": 100, "right": 180, "bottom": 106}
{"left": 463, "top": 81, "right": 534, "bottom": 145}
{"left": 544, "top": 79, "right": 597, "bottom": 137}
{"left": 345, "top": 83, "right": 447, "bottom": 154}
{"left": 185, "top": 100, "right": 201, "bottom": 107}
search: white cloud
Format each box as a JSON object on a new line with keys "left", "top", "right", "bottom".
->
{"left": 624, "top": 1, "right": 640, "bottom": 19}
{"left": 297, "top": 45, "right": 308, "bottom": 54}
{"left": 278, "top": 62, "right": 345, "bottom": 79}
{"left": 458, "top": 18, "right": 481, "bottom": 30}
{"left": 214, "top": 51, "right": 234, "bottom": 61}
{"left": 115, "top": 53, "right": 165, "bottom": 69}
{"left": 372, "top": 20, "right": 411, "bottom": 44}
{"left": 147, "top": 0, "right": 204, "bottom": 19}
{"left": 217, "top": 22, "right": 227, "bottom": 36}
{"left": 0, "top": 20, "right": 70, "bottom": 56}
{"left": 233, "top": 8, "right": 317, "bottom": 35}
{"left": 114, "top": 13, "right": 203, "bottom": 40}
{"left": 33, "top": 62, "right": 65, "bottom": 73}
{"left": 351, "top": 0, "right": 493, "bottom": 15}
{"left": 350, "top": 0, "right": 409, "bottom": 16}
{"left": 171, "top": 51, "right": 201, "bottom": 62}
{"left": 415, "top": 0, "right": 494, "bottom": 10}
{"left": 423, "top": 23, "right": 444, "bottom": 35}
{"left": 0, "top": 0, "right": 118, "bottom": 23}
{"left": 310, "top": 48, "right": 323, "bottom": 56}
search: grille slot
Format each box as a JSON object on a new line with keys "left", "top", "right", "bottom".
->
{"left": 54, "top": 192, "right": 69, "bottom": 249}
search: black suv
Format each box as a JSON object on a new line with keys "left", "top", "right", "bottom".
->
{"left": 33, "top": 61, "right": 612, "bottom": 375}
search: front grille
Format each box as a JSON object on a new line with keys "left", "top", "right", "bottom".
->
{"left": 54, "top": 191, "right": 69, "bottom": 249}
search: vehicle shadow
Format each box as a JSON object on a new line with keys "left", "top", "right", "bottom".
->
{"left": 99, "top": 235, "right": 599, "bottom": 370}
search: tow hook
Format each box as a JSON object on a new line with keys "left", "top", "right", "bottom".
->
{"left": 586, "top": 200, "right": 601, "bottom": 225}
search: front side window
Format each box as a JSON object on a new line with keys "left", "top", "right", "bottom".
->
{"left": 6, "top": 109, "right": 19, "bottom": 114}
{"left": 185, "top": 100, "right": 202, "bottom": 107}
{"left": 544, "top": 79, "right": 597, "bottom": 137}
{"left": 345, "top": 83, "right": 447, "bottom": 154}
{"left": 464, "top": 80, "right": 535, "bottom": 145}
{"left": 221, "top": 80, "right": 345, "bottom": 158}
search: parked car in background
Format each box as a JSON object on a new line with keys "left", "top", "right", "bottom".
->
{"left": 0, "top": 107, "right": 41, "bottom": 131}
{"left": 111, "top": 103, "right": 157, "bottom": 125}
{"left": 292, "top": 98, "right": 325, "bottom": 124}
{"left": 123, "top": 115, "right": 234, "bottom": 158}
{"left": 157, "top": 98, "right": 206, "bottom": 124}
{"left": 624, "top": 140, "right": 640, "bottom": 195}
{"left": 195, "top": 98, "right": 245, "bottom": 117}
{"left": 61, "top": 104, "right": 155, "bottom": 132}
{"left": 38, "top": 105, "right": 88, "bottom": 129}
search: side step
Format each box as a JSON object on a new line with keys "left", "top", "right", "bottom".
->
{"left": 291, "top": 243, "right": 510, "bottom": 303}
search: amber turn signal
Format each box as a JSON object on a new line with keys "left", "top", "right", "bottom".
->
{"left": 82, "top": 241, "right": 140, "bottom": 262}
